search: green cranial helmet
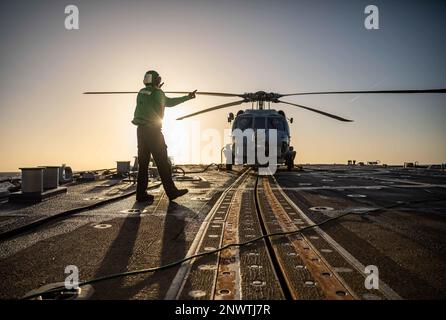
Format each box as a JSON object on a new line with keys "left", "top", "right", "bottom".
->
{"left": 143, "top": 70, "right": 160, "bottom": 85}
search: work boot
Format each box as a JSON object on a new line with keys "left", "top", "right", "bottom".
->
{"left": 136, "top": 193, "right": 154, "bottom": 203}
{"left": 168, "top": 188, "right": 189, "bottom": 201}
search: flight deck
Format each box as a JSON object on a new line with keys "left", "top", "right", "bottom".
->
{"left": 0, "top": 165, "right": 445, "bottom": 300}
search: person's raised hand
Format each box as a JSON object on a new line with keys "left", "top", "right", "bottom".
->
{"left": 188, "top": 90, "right": 197, "bottom": 99}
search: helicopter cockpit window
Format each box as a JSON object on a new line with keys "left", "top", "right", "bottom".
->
{"left": 235, "top": 117, "right": 252, "bottom": 130}
{"left": 268, "top": 117, "right": 285, "bottom": 131}
{"left": 254, "top": 117, "right": 266, "bottom": 129}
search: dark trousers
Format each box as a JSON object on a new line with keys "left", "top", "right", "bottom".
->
{"left": 137, "top": 125, "right": 176, "bottom": 198}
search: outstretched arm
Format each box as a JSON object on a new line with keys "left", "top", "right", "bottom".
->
{"left": 165, "top": 90, "right": 197, "bottom": 108}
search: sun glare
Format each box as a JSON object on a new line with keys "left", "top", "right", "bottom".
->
{"left": 162, "top": 112, "right": 191, "bottom": 164}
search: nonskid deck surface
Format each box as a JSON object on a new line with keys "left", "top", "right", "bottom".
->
{"left": 0, "top": 177, "right": 157, "bottom": 237}
{"left": 0, "top": 165, "right": 445, "bottom": 299}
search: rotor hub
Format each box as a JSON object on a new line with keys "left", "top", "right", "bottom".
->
{"left": 243, "top": 91, "right": 281, "bottom": 102}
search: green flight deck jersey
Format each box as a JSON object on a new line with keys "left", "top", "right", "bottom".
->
{"left": 132, "top": 84, "right": 190, "bottom": 128}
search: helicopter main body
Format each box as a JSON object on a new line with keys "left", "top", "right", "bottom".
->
{"left": 229, "top": 109, "right": 296, "bottom": 169}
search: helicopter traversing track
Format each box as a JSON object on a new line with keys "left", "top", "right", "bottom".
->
{"left": 84, "top": 88, "right": 446, "bottom": 171}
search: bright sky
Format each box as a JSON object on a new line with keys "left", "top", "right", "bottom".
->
{"left": 0, "top": 0, "right": 445, "bottom": 171}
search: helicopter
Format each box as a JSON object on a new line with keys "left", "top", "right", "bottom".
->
{"left": 84, "top": 88, "right": 446, "bottom": 171}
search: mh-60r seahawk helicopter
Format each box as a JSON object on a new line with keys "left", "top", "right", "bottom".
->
{"left": 85, "top": 87, "right": 446, "bottom": 171}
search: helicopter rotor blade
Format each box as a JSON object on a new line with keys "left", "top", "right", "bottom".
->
{"left": 165, "top": 91, "right": 244, "bottom": 97}
{"left": 84, "top": 91, "right": 138, "bottom": 94}
{"left": 279, "top": 88, "right": 446, "bottom": 97}
{"left": 84, "top": 91, "right": 243, "bottom": 97}
{"left": 277, "top": 100, "right": 353, "bottom": 122}
{"left": 176, "top": 100, "right": 246, "bottom": 120}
